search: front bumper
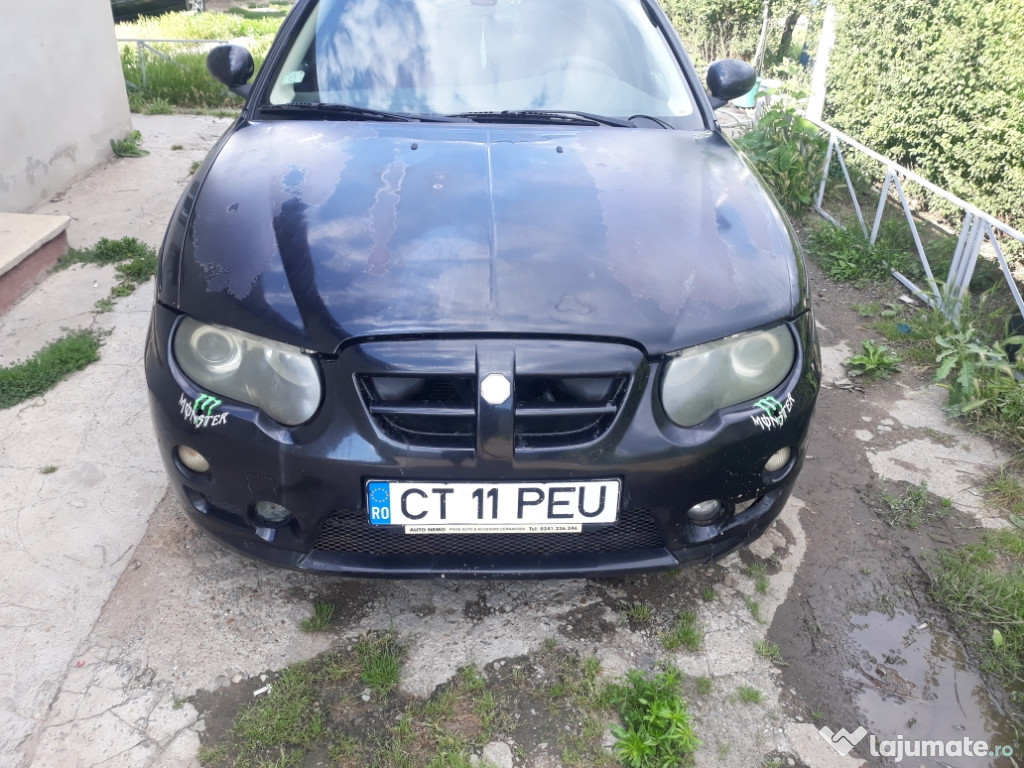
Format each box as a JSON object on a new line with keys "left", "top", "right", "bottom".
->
{"left": 145, "top": 304, "right": 819, "bottom": 578}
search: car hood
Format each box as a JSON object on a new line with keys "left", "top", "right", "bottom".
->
{"left": 167, "top": 120, "right": 802, "bottom": 356}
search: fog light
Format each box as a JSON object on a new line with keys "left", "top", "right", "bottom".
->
{"left": 764, "top": 447, "right": 792, "bottom": 473}
{"left": 177, "top": 445, "right": 210, "bottom": 474}
{"left": 686, "top": 499, "right": 723, "bottom": 525}
{"left": 254, "top": 500, "right": 292, "bottom": 526}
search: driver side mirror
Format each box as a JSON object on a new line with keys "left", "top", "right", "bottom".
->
{"left": 207, "top": 44, "right": 255, "bottom": 97}
{"left": 706, "top": 59, "right": 757, "bottom": 109}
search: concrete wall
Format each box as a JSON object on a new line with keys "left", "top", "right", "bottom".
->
{"left": 0, "top": 0, "right": 131, "bottom": 212}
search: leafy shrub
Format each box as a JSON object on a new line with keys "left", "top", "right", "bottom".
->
{"left": 661, "top": 0, "right": 763, "bottom": 63}
{"left": 934, "top": 324, "right": 1024, "bottom": 421}
{"left": 116, "top": 10, "right": 282, "bottom": 109}
{"left": 607, "top": 666, "right": 700, "bottom": 768}
{"left": 825, "top": 0, "right": 1024, "bottom": 231}
{"left": 734, "top": 107, "right": 828, "bottom": 216}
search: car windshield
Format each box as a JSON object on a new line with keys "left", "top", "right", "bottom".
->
{"left": 264, "top": 0, "right": 699, "bottom": 124}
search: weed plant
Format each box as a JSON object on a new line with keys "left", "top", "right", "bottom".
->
{"left": 299, "top": 600, "right": 335, "bottom": 632}
{"left": 844, "top": 339, "right": 900, "bottom": 379}
{"left": 0, "top": 330, "right": 105, "bottom": 409}
{"left": 880, "top": 480, "right": 951, "bottom": 528}
{"left": 754, "top": 639, "right": 785, "bottom": 665}
{"left": 662, "top": 611, "right": 703, "bottom": 651}
{"left": 606, "top": 666, "right": 700, "bottom": 768}
{"left": 57, "top": 237, "right": 158, "bottom": 308}
{"left": 353, "top": 630, "right": 406, "bottom": 696}
{"left": 110, "top": 130, "right": 149, "bottom": 157}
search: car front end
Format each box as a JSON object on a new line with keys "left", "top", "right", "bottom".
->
{"left": 145, "top": 0, "right": 820, "bottom": 577}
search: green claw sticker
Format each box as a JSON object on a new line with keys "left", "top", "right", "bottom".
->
{"left": 179, "top": 393, "right": 228, "bottom": 428}
{"left": 752, "top": 394, "right": 795, "bottom": 431}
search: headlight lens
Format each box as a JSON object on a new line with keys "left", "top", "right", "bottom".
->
{"left": 173, "top": 318, "right": 321, "bottom": 426}
{"left": 661, "top": 325, "right": 795, "bottom": 427}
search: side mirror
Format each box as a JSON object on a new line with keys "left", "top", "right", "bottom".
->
{"left": 207, "top": 44, "right": 255, "bottom": 97}
{"left": 706, "top": 59, "right": 757, "bottom": 109}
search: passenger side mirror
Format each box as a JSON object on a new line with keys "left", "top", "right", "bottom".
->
{"left": 706, "top": 59, "right": 757, "bottom": 109}
{"left": 207, "top": 44, "right": 255, "bottom": 97}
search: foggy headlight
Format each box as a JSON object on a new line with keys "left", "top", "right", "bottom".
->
{"left": 661, "top": 325, "right": 795, "bottom": 427}
{"left": 173, "top": 317, "right": 321, "bottom": 426}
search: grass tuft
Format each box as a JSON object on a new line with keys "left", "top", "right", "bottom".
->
{"left": 232, "top": 664, "right": 325, "bottom": 755}
{"left": 55, "top": 236, "right": 158, "bottom": 303}
{"left": 623, "top": 600, "right": 654, "bottom": 628}
{"left": 0, "top": 329, "right": 105, "bottom": 409}
{"left": 299, "top": 600, "right": 335, "bottom": 632}
{"left": 746, "top": 562, "right": 770, "bottom": 594}
{"left": 754, "top": 639, "right": 786, "bottom": 665}
{"left": 931, "top": 529, "right": 1024, "bottom": 702}
{"left": 662, "top": 610, "right": 703, "bottom": 651}
{"left": 737, "top": 685, "right": 763, "bottom": 704}
{"left": 353, "top": 629, "right": 406, "bottom": 696}
{"left": 880, "top": 480, "right": 950, "bottom": 528}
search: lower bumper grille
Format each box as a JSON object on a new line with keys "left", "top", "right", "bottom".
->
{"left": 313, "top": 507, "right": 665, "bottom": 556}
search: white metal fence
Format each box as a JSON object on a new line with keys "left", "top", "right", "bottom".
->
{"left": 804, "top": 117, "right": 1024, "bottom": 323}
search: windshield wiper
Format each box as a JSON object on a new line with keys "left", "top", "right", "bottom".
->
{"left": 260, "top": 103, "right": 456, "bottom": 123}
{"left": 450, "top": 110, "right": 635, "bottom": 127}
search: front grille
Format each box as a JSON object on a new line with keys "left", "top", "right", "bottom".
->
{"left": 358, "top": 375, "right": 476, "bottom": 449}
{"left": 358, "top": 371, "right": 631, "bottom": 452}
{"left": 514, "top": 375, "right": 629, "bottom": 450}
{"left": 313, "top": 507, "right": 665, "bottom": 556}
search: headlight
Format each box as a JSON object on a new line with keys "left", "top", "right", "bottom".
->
{"left": 173, "top": 318, "right": 321, "bottom": 425}
{"left": 661, "top": 325, "right": 795, "bottom": 427}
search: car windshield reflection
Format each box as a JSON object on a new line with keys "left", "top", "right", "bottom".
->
{"left": 265, "top": 0, "right": 696, "bottom": 124}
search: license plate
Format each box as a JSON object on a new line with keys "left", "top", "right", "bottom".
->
{"left": 366, "top": 479, "right": 620, "bottom": 533}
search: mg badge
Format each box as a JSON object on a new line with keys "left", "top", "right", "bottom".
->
{"left": 480, "top": 373, "right": 511, "bottom": 406}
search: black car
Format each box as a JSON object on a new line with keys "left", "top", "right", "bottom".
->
{"left": 145, "top": 0, "right": 820, "bottom": 577}
{"left": 111, "top": 0, "right": 204, "bottom": 22}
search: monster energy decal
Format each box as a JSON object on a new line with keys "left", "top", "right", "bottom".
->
{"left": 751, "top": 394, "right": 795, "bottom": 431}
{"left": 179, "top": 393, "right": 228, "bottom": 428}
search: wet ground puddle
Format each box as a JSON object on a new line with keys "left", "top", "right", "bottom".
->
{"left": 844, "top": 610, "right": 1019, "bottom": 767}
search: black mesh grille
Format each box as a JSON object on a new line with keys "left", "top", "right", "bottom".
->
{"left": 358, "top": 375, "right": 476, "bottom": 449}
{"left": 313, "top": 507, "right": 665, "bottom": 556}
{"left": 514, "top": 375, "right": 629, "bottom": 450}
{"left": 357, "top": 372, "right": 630, "bottom": 451}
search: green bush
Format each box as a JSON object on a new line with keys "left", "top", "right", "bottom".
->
{"left": 606, "top": 666, "right": 700, "bottom": 768}
{"left": 661, "top": 0, "right": 764, "bottom": 63}
{"left": 734, "top": 107, "right": 829, "bottom": 216}
{"left": 825, "top": 0, "right": 1024, "bottom": 231}
{"left": 116, "top": 9, "right": 283, "bottom": 109}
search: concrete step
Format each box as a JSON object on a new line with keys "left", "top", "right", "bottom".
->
{"left": 0, "top": 212, "right": 71, "bottom": 315}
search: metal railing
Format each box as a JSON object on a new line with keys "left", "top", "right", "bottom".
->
{"left": 805, "top": 117, "right": 1024, "bottom": 322}
{"left": 117, "top": 38, "right": 228, "bottom": 90}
